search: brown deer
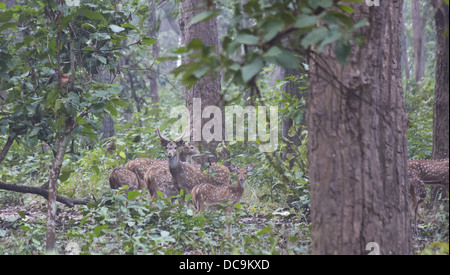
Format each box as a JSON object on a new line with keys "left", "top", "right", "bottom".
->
{"left": 407, "top": 159, "right": 449, "bottom": 233}
{"left": 108, "top": 167, "right": 141, "bottom": 191}
{"left": 151, "top": 128, "right": 230, "bottom": 197}
{"left": 125, "top": 142, "right": 199, "bottom": 189}
{"left": 408, "top": 159, "right": 449, "bottom": 186}
{"left": 192, "top": 163, "right": 254, "bottom": 235}
{"left": 408, "top": 174, "right": 427, "bottom": 233}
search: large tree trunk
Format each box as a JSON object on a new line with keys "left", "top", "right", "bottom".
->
{"left": 307, "top": 1, "right": 411, "bottom": 254}
{"left": 431, "top": 0, "right": 449, "bottom": 160}
{"left": 430, "top": 0, "right": 449, "bottom": 202}
{"left": 179, "top": 0, "right": 225, "bottom": 164}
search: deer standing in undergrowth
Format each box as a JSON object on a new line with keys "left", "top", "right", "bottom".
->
{"left": 150, "top": 128, "right": 230, "bottom": 198}
{"left": 108, "top": 167, "right": 141, "bottom": 192}
{"left": 192, "top": 163, "right": 254, "bottom": 236}
{"left": 125, "top": 142, "right": 199, "bottom": 189}
{"left": 407, "top": 159, "right": 449, "bottom": 233}
{"left": 108, "top": 140, "right": 199, "bottom": 195}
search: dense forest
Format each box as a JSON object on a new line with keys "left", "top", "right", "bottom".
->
{"left": 0, "top": 0, "right": 448, "bottom": 255}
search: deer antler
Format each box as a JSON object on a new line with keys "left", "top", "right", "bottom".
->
{"left": 156, "top": 128, "right": 192, "bottom": 143}
{"left": 174, "top": 128, "right": 192, "bottom": 143}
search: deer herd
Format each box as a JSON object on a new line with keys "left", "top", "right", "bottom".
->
{"left": 109, "top": 129, "right": 253, "bottom": 230}
{"left": 109, "top": 128, "right": 449, "bottom": 234}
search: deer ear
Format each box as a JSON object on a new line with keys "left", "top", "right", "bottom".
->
{"left": 230, "top": 164, "right": 238, "bottom": 172}
{"left": 246, "top": 163, "right": 254, "bottom": 172}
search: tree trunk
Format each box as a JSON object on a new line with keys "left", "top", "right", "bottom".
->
{"left": 149, "top": 0, "right": 160, "bottom": 103}
{"left": 179, "top": 0, "right": 225, "bottom": 164}
{"left": 431, "top": 0, "right": 449, "bottom": 160}
{"left": 412, "top": 0, "right": 426, "bottom": 82}
{"left": 307, "top": 1, "right": 411, "bottom": 254}
{"left": 46, "top": 119, "right": 73, "bottom": 252}
{"left": 430, "top": 0, "right": 449, "bottom": 202}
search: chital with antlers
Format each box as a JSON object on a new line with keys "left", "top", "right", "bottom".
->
{"left": 151, "top": 128, "right": 230, "bottom": 196}
{"left": 125, "top": 142, "right": 199, "bottom": 190}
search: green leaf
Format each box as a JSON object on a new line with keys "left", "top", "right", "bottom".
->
{"left": 189, "top": 9, "right": 220, "bottom": 26}
{"left": 93, "top": 224, "right": 108, "bottom": 237}
{"left": 59, "top": 170, "right": 71, "bottom": 182}
{"left": 235, "top": 33, "right": 259, "bottom": 45}
{"left": 309, "top": 0, "right": 333, "bottom": 9}
{"left": 339, "top": 4, "right": 355, "bottom": 13}
{"left": 0, "top": 10, "right": 13, "bottom": 23}
{"left": 111, "top": 98, "right": 129, "bottom": 107}
{"left": 160, "top": 230, "right": 170, "bottom": 238}
{"left": 75, "top": 116, "right": 87, "bottom": 125}
{"left": 187, "top": 38, "right": 204, "bottom": 50}
{"left": 274, "top": 49, "right": 298, "bottom": 69}
{"left": 119, "top": 151, "right": 126, "bottom": 159}
{"left": 105, "top": 101, "right": 118, "bottom": 117}
{"left": 300, "top": 27, "right": 328, "bottom": 48}
{"left": 109, "top": 24, "right": 125, "bottom": 33}
{"left": 142, "top": 37, "right": 157, "bottom": 46}
{"left": 80, "top": 7, "right": 106, "bottom": 21}
{"left": 242, "top": 58, "right": 263, "bottom": 82}
{"left": 127, "top": 190, "right": 140, "bottom": 200}
{"left": 334, "top": 40, "right": 351, "bottom": 64}
{"left": 262, "top": 20, "right": 284, "bottom": 42}
{"left": 294, "top": 14, "right": 317, "bottom": 28}
{"left": 45, "top": 89, "right": 59, "bottom": 109}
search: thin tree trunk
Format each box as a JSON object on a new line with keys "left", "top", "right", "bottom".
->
{"left": 149, "top": 0, "right": 160, "bottom": 103}
{"left": 46, "top": 120, "right": 73, "bottom": 252}
{"left": 0, "top": 136, "right": 14, "bottom": 164}
{"left": 412, "top": 0, "right": 426, "bottom": 83}
{"left": 307, "top": 1, "right": 411, "bottom": 254}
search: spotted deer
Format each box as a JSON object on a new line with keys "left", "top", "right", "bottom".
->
{"left": 108, "top": 167, "right": 142, "bottom": 191}
{"left": 192, "top": 163, "right": 254, "bottom": 235}
{"left": 407, "top": 159, "right": 449, "bottom": 233}
{"left": 150, "top": 128, "right": 230, "bottom": 197}
{"left": 408, "top": 174, "right": 427, "bottom": 233}
{"left": 408, "top": 159, "right": 449, "bottom": 186}
{"left": 125, "top": 142, "right": 199, "bottom": 190}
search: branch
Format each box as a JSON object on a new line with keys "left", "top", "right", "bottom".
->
{"left": 0, "top": 136, "right": 14, "bottom": 165}
{"left": 0, "top": 181, "right": 92, "bottom": 207}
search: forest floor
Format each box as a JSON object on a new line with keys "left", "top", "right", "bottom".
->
{"left": 0, "top": 194, "right": 448, "bottom": 255}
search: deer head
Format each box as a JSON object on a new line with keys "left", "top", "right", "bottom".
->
{"left": 155, "top": 128, "right": 191, "bottom": 167}
{"left": 231, "top": 163, "right": 254, "bottom": 188}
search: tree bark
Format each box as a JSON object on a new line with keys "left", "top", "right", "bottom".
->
{"left": 0, "top": 136, "right": 14, "bottom": 164}
{"left": 149, "top": 0, "right": 160, "bottom": 103}
{"left": 0, "top": 181, "right": 92, "bottom": 207}
{"left": 45, "top": 118, "right": 74, "bottom": 252}
{"left": 412, "top": 0, "right": 426, "bottom": 82}
{"left": 307, "top": 1, "right": 411, "bottom": 254}
{"left": 431, "top": 0, "right": 449, "bottom": 160}
{"left": 179, "top": 0, "right": 225, "bottom": 164}
{"left": 430, "top": 0, "right": 449, "bottom": 202}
